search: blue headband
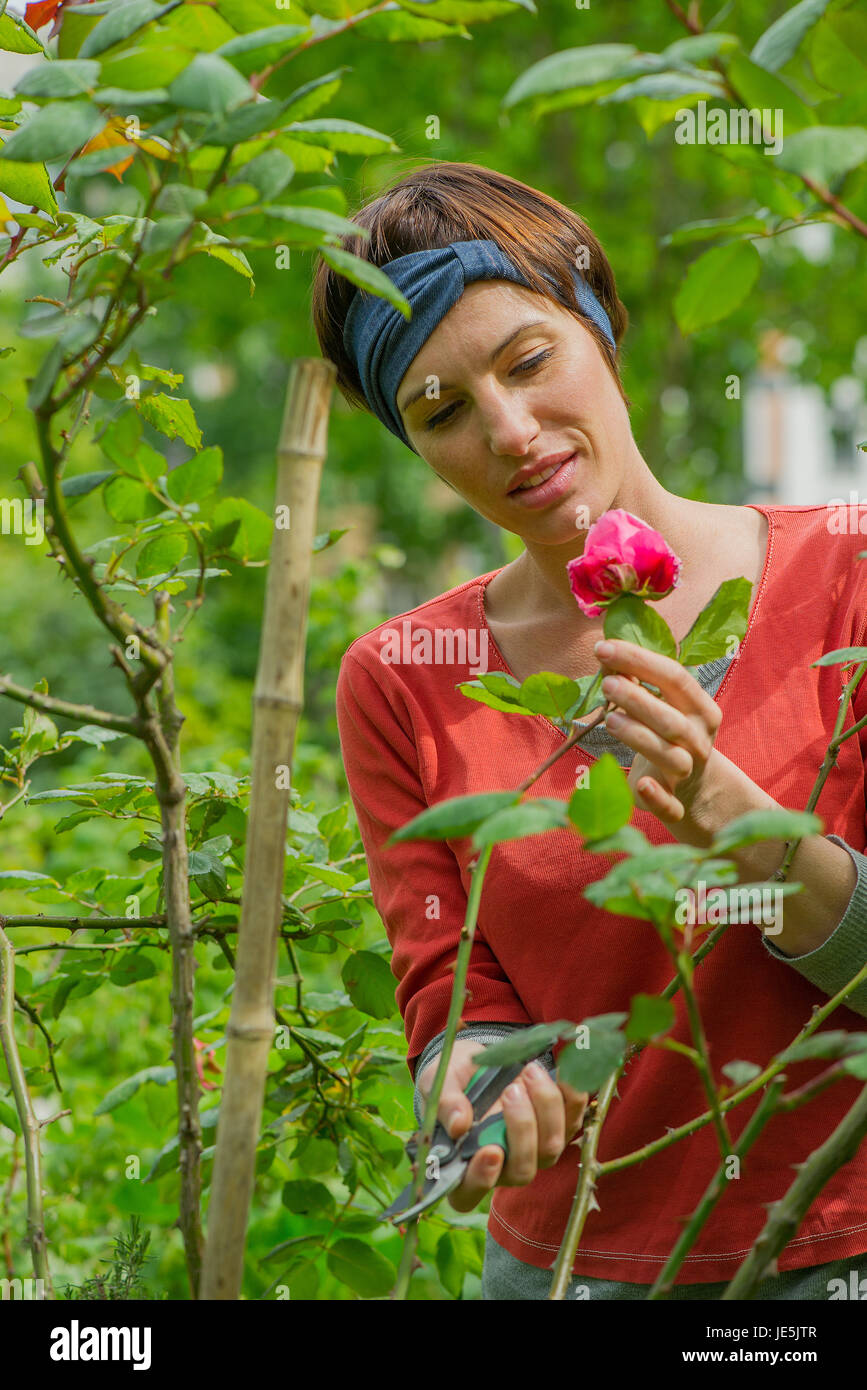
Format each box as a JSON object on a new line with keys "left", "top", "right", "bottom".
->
{"left": 342, "top": 238, "right": 616, "bottom": 454}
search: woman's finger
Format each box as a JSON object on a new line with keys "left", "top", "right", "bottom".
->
{"left": 521, "top": 1061, "right": 566, "bottom": 1169}
{"left": 499, "top": 1080, "right": 539, "bottom": 1186}
{"left": 447, "top": 1145, "right": 505, "bottom": 1213}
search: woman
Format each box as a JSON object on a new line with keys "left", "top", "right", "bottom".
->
{"left": 315, "top": 161, "right": 867, "bottom": 1299}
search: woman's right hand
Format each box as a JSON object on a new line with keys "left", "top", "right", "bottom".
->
{"left": 415, "top": 1036, "right": 589, "bottom": 1214}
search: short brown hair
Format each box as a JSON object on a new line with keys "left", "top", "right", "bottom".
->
{"left": 310, "top": 159, "right": 630, "bottom": 423}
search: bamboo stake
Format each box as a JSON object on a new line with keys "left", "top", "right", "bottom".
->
{"left": 200, "top": 358, "right": 336, "bottom": 1300}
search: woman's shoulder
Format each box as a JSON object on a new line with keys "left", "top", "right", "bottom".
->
{"left": 339, "top": 566, "right": 501, "bottom": 673}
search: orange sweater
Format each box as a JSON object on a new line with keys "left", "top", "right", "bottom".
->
{"left": 335, "top": 503, "right": 867, "bottom": 1282}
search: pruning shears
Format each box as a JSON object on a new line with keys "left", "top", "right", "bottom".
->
{"left": 382, "top": 1059, "right": 535, "bottom": 1223}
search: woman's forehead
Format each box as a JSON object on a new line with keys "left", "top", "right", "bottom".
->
{"left": 402, "top": 281, "right": 562, "bottom": 379}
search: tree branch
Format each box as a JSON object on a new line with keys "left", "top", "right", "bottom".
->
{"left": 0, "top": 675, "right": 142, "bottom": 737}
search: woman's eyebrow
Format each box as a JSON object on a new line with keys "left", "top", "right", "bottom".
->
{"left": 398, "top": 318, "right": 550, "bottom": 416}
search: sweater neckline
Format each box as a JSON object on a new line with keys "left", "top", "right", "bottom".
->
{"left": 475, "top": 502, "right": 775, "bottom": 748}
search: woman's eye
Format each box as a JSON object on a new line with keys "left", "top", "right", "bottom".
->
{"left": 423, "top": 348, "right": 554, "bottom": 431}
{"left": 513, "top": 348, "right": 553, "bottom": 375}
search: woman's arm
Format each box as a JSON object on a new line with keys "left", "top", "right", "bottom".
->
{"left": 335, "top": 649, "right": 534, "bottom": 1066}
{"left": 595, "top": 638, "right": 867, "bottom": 1017}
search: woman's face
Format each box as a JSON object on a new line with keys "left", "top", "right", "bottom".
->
{"left": 396, "top": 280, "right": 635, "bottom": 544}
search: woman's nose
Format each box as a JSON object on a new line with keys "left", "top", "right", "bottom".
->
{"left": 478, "top": 384, "right": 539, "bottom": 458}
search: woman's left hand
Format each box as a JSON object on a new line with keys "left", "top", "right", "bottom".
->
{"left": 594, "top": 638, "right": 728, "bottom": 839}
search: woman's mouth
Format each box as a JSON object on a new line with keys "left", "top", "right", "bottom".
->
{"left": 508, "top": 452, "right": 579, "bottom": 507}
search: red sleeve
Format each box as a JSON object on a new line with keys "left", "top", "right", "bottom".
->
{"left": 335, "top": 649, "right": 533, "bottom": 1077}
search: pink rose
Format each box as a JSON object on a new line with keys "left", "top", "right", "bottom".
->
{"left": 566, "top": 509, "right": 682, "bottom": 619}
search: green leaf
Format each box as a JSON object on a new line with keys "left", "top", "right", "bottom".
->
{"left": 517, "top": 672, "right": 585, "bottom": 720}
{"left": 318, "top": 245, "right": 409, "bottom": 319}
{"left": 259, "top": 202, "right": 372, "bottom": 242}
{"left": 154, "top": 182, "right": 208, "bottom": 216}
{"left": 750, "top": 0, "right": 830, "bottom": 72}
{"left": 710, "top": 808, "right": 822, "bottom": 854}
{"left": 79, "top": 0, "right": 183, "bottom": 59}
{"left": 282, "top": 118, "right": 396, "bottom": 155}
{"left": 0, "top": 158, "right": 57, "bottom": 215}
{"left": 280, "top": 67, "right": 349, "bottom": 120}
{"left": 624, "top": 994, "right": 675, "bottom": 1042}
{"left": 812, "top": 646, "right": 867, "bottom": 668}
{"left": 456, "top": 679, "right": 537, "bottom": 716}
{"left": 188, "top": 850, "right": 228, "bottom": 901}
{"left": 14, "top": 59, "right": 102, "bottom": 100}
{"left": 166, "top": 446, "right": 223, "bottom": 503}
{"left": 775, "top": 126, "right": 867, "bottom": 186}
{"left": 341, "top": 950, "right": 395, "bottom": 1019}
{"left": 502, "top": 43, "right": 640, "bottom": 109}
{"left": 663, "top": 32, "right": 740, "bottom": 63}
{"left": 582, "top": 824, "right": 650, "bottom": 857}
{"left": 842, "top": 1053, "right": 867, "bottom": 1080}
{"left": 231, "top": 147, "right": 295, "bottom": 201}
{"left": 97, "top": 409, "right": 141, "bottom": 466}
{"left": 724, "top": 51, "right": 815, "bottom": 134}
{"left": 600, "top": 72, "right": 726, "bottom": 105}
{"left": 312, "top": 527, "right": 349, "bottom": 553}
{"left": 674, "top": 240, "right": 761, "bottom": 334}
{"left": 677, "top": 577, "right": 752, "bottom": 664}
{"left": 583, "top": 845, "right": 705, "bottom": 921}
{"left": 661, "top": 212, "right": 770, "bottom": 247}
{"left": 602, "top": 593, "right": 678, "bottom": 657}
{"left": 326, "top": 1238, "right": 396, "bottom": 1298}
{"left": 386, "top": 790, "right": 518, "bottom": 844}
{"left": 137, "top": 393, "right": 202, "bottom": 448}
{"left": 168, "top": 52, "right": 253, "bottom": 113}
{"left": 0, "top": 101, "right": 105, "bottom": 163}
{"left": 281, "top": 1179, "right": 335, "bottom": 1215}
{"left": 471, "top": 798, "right": 570, "bottom": 850}
{"left": 208, "top": 496, "right": 272, "bottom": 561}
{"left": 780, "top": 1031, "right": 867, "bottom": 1064}
{"left": 436, "top": 1231, "right": 465, "bottom": 1299}
{"left": 190, "top": 230, "right": 254, "bottom": 290}
{"left": 808, "top": 10, "right": 867, "bottom": 96}
{"left": 60, "top": 469, "right": 115, "bottom": 500}
{"left": 216, "top": 23, "right": 308, "bottom": 67}
{"left": 94, "top": 1063, "right": 175, "bottom": 1114}
{"left": 26, "top": 341, "right": 63, "bottom": 409}
{"left": 103, "top": 475, "right": 163, "bottom": 522}
{"left": 557, "top": 1017, "right": 627, "bottom": 1093}
{"left": 351, "top": 8, "right": 460, "bottom": 41}
{"left": 568, "top": 753, "right": 634, "bottom": 841}
{"left": 0, "top": 870, "right": 58, "bottom": 891}
{"left": 721, "top": 1059, "right": 762, "bottom": 1087}
{"left": 136, "top": 532, "right": 186, "bottom": 578}
{"left": 64, "top": 724, "right": 126, "bottom": 747}
{"left": 0, "top": 11, "right": 45, "bottom": 55}
{"left": 0, "top": 1100, "right": 20, "bottom": 1134}
{"left": 109, "top": 951, "right": 159, "bottom": 987}
{"left": 470, "top": 1020, "right": 576, "bottom": 1068}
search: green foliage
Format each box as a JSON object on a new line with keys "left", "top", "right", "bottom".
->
{"left": 61, "top": 1217, "right": 167, "bottom": 1300}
